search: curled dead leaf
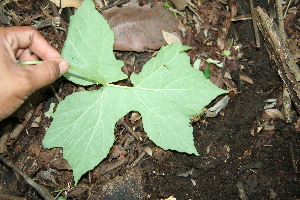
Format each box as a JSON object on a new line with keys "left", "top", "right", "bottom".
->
{"left": 162, "top": 30, "right": 182, "bottom": 44}
{"left": 50, "top": 0, "right": 83, "bottom": 8}
{"left": 143, "top": 146, "right": 153, "bottom": 157}
{"left": 169, "top": 0, "right": 188, "bottom": 10}
{"left": 264, "top": 109, "right": 285, "bottom": 120}
{"left": 240, "top": 75, "right": 254, "bottom": 84}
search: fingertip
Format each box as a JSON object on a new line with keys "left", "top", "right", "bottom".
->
{"left": 32, "top": 59, "right": 61, "bottom": 87}
{"left": 59, "top": 60, "right": 69, "bottom": 75}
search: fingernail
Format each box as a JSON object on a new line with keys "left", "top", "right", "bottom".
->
{"left": 59, "top": 60, "right": 69, "bottom": 75}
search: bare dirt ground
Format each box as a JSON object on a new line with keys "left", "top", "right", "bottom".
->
{"left": 0, "top": 0, "right": 299, "bottom": 199}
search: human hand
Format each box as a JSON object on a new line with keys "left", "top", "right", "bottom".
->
{"left": 0, "top": 26, "right": 69, "bottom": 121}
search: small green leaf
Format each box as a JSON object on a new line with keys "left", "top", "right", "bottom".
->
{"left": 206, "top": 58, "right": 223, "bottom": 68}
{"left": 203, "top": 64, "right": 211, "bottom": 79}
{"left": 62, "top": 0, "right": 126, "bottom": 85}
{"left": 164, "top": 2, "right": 172, "bottom": 8}
{"left": 222, "top": 50, "right": 231, "bottom": 57}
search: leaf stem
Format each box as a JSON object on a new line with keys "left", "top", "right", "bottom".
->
{"left": 18, "top": 61, "right": 42, "bottom": 65}
{"left": 18, "top": 60, "right": 102, "bottom": 84}
{"left": 69, "top": 65, "right": 102, "bottom": 84}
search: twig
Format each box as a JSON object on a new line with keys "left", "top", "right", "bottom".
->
{"left": 255, "top": 6, "right": 300, "bottom": 113}
{"left": 283, "top": 0, "right": 292, "bottom": 18}
{"left": 186, "top": 0, "right": 204, "bottom": 24}
{"left": 8, "top": 108, "right": 34, "bottom": 144}
{"left": 249, "top": 0, "right": 260, "bottom": 47}
{"left": 32, "top": 17, "right": 65, "bottom": 32}
{"left": 275, "top": 0, "right": 286, "bottom": 43}
{"left": 275, "top": 0, "right": 293, "bottom": 118}
{"left": 283, "top": 86, "right": 293, "bottom": 123}
{"left": 96, "top": 158, "right": 127, "bottom": 175}
{"left": 0, "top": 124, "right": 13, "bottom": 153}
{"left": 96, "top": 0, "right": 130, "bottom": 11}
{"left": 0, "top": 156, "right": 55, "bottom": 200}
{"left": 51, "top": 86, "right": 62, "bottom": 102}
{"left": 130, "top": 151, "right": 146, "bottom": 167}
{"left": 120, "top": 118, "right": 140, "bottom": 141}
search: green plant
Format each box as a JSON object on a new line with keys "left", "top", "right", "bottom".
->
{"left": 42, "top": 0, "right": 227, "bottom": 184}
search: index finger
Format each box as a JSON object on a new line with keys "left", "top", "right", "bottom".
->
{"left": 2, "top": 26, "right": 62, "bottom": 60}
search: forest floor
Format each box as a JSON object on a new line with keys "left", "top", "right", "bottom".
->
{"left": 0, "top": 0, "right": 299, "bottom": 199}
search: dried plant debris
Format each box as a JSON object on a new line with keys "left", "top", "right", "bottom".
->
{"left": 103, "top": 2, "right": 181, "bottom": 52}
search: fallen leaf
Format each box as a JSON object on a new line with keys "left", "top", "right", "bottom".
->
{"left": 264, "top": 109, "right": 285, "bottom": 120}
{"left": 169, "top": 0, "right": 188, "bottom": 10}
{"left": 50, "top": 0, "right": 83, "bottom": 8}
{"left": 130, "top": 112, "right": 141, "bottom": 122}
{"left": 162, "top": 196, "right": 176, "bottom": 200}
{"left": 103, "top": 2, "right": 181, "bottom": 52}
{"left": 162, "top": 30, "right": 182, "bottom": 44}
{"left": 143, "top": 147, "right": 153, "bottom": 157}
{"left": 240, "top": 75, "right": 254, "bottom": 84}
{"left": 205, "top": 95, "right": 230, "bottom": 117}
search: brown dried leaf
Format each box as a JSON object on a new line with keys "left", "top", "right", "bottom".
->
{"left": 264, "top": 109, "right": 285, "bottom": 120}
{"left": 169, "top": 0, "right": 188, "bottom": 10}
{"left": 50, "top": 0, "right": 83, "bottom": 8}
{"left": 103, "top": 3, "right": 181, "bottom": 52}
{"left": 240, "top": 75, "right": 254, "bottom": 84}
{"left": 162, "top": 30, "right": 182, "bottom": 44}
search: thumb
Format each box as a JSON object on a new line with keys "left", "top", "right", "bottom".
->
{"left": 25, "top": 59, "right": 69, "bottom": 91}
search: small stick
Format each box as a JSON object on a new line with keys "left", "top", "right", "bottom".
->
{"left": 97, "top": 0, "right": 130, "bottom": 11}
{"left": 0, "top": 156, "right": 55, "bottom": 200}
{"left": 249, "top": 0, "right": 260, "bottom": 47}
{"left": 51, "top": 86, "right": 62, "bottom": 102}
{"left": 32, "top": 16, "right": 65, "bottom": 31}
{"left": 130, "top": 151, "right": 146, "bottom": 167}
{"left": 120, "top": 118, "right": 140, "bottom": 141}
{"left": 283, "top": 0, "right": 292, "bottom": 18}
{"left": 283, "top": 86, "right": 292, "bottom": 123}
{"left": 275, "top": 0, "right": 286, "bottom": 43}
{"left": 255, "top": 6, "right": 300, "bottom": 113}
{"left": 8, "top": 108, "right": 34, "bottom": 144}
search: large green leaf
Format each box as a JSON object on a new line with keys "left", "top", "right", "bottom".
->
{"left": 43, "top": 0, "right": 227, "bottom": 184}
{"left": 62, "top": 0, "right": 126, "bottom": 85}
{"left": 42, "top": 88, "right": 132, "bottom": 183}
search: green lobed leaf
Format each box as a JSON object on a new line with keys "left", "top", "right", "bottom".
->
{"left": 62, "top": 0, "right": 126, "bottom": 85}
{"left": 43, "top": 0, "right": 227, "bottom": 184}
{"left": 43, "top": 43, "right": 226, "bottom": 184}
{"left": 43, "top": 88, "right": 133, "bottom": 184}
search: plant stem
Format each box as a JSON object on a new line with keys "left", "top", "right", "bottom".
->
{"left": 18, "top": 60, "right": 102, "bottom": 84}
{"left": 68, "top": 65, "right": 102, "bottom": 84}
{"left": 18, "top": 60, "right": 42, "bottom": 65}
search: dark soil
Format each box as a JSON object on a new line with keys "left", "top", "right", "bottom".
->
{"left": 0, "top": 0, "right": 299, "bottom": 200}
